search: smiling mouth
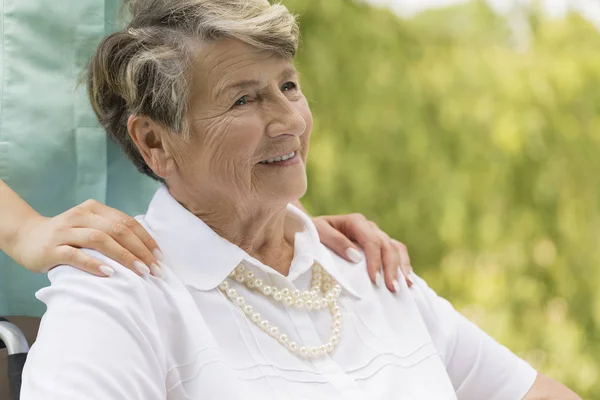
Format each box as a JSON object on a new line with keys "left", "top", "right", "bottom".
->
{"left": 259, "top": 151, "right": 297, "bottom": 164}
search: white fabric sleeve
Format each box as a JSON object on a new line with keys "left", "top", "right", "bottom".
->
{"left": 410, "top": 274, "right": 537, "bottom": 400}
{"left": 20, "top": 252, "right": 167, "bottom": 400}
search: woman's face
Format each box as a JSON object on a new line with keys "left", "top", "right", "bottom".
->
{"left": 165, "top": 38, "right": 313, "bottom": 210}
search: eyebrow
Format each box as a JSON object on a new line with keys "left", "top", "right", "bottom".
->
{"left": 220, "top": 66, "right": 298, "bottom": 96}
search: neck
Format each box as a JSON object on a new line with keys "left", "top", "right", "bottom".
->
{"left": 169, "top": 185, "right": 297, "bottom": 276}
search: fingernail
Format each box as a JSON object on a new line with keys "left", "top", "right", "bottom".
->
{"left": 153, "top": 248, "right": 165, "bottom": 262}
{"left": 406, "top": 277, "right": 413, "bottom": 287}
{"left": 134, "top": 261, "right": 150, "bottom": 275}
{"left": 150, "top": 263, "right": 163, "bottom": 279}
{"left": 345, "top": 247, "right": 363, "bottom": 263}
{"left": 392, "top": 280, "right": 400, "bottom": 293}
{"left": 99, "top": 265, "right": 115, "bottom": 277}
{"left": 375, "top": 271, "right": 382, "bottom": 287}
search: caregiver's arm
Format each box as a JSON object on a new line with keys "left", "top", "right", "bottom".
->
{"left": 0, "top": 179, "right": 39, "bottom": 261}
{"left": 0, "top": 178, "right": 162, "bottom": 277}
{"left": 410, "top": 274, "right": 580, "bottom": 400}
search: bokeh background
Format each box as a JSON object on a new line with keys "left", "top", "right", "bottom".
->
{"left": 283, "top": 0, "right": 600, "bottom": 397}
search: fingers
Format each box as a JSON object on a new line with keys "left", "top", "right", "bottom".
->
{"left": 337, "top": 214, "right": 383, "bottom": 285}
{"left": 64, "top": 227, "right": 162, "bottom": 277}
{"left": 392, "top": 239, "right": 413, "bottom": 287}
{"left": 314, "top": 213, "right": 409, "bottom": 294}
{"left": 53, "top": 245, "right": 116, "bottom": 277}
{"left": 73, "top": 201, "right": 162, "bottom": 277}
{"left": 83, "top": 200, "right": 163, "bottom": 261}
{"left": 374, "top": 226, "right": 401, "bottom": 293}
{"left": 313, "top": 218, "right": 364, "bottom": 263}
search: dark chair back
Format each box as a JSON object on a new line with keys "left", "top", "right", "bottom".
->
{"left": 0, "top": 318, "right": 29, "bottom": 400}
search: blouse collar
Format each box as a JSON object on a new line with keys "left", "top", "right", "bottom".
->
{"left": 143, "top": 185, "right": 361, "bottom": 298}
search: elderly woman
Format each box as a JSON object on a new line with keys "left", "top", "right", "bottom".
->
{"left": 21, "top": 0, "right": 579, "bottom": 399}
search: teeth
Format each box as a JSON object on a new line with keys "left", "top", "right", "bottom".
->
{"left": 260, "top": 151, "right": 295, "bottom": 164}
{"left": 281, "top": 152, "right": 294, "bottom": 161}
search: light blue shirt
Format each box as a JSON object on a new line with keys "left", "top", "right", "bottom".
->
{"left": 0, "top": 1, "right": 158, "bottom": 317}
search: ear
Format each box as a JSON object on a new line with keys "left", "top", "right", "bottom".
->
{"left": 127, "top": 114, "right": 176, "bottom": 179}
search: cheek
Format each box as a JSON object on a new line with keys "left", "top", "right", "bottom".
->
{"left": 297, "top": 99, "right": 313, "bottom": 152}
{"left": 191, "top": 115, "right": 264, "bottom": 178}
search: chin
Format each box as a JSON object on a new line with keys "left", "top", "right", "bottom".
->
{"left": 271, "top": 177, "right": 307, "bottom": 205}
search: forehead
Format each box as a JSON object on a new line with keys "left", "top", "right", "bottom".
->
{"left": 191, "top": 38, "right": 294, "bottom": 96}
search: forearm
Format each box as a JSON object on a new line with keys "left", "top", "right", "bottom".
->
{"left": 523, "top": 373, "right": 581, "bottom": 400}
{"left": 0, "top": 179, "right": 41, "bottom": 257}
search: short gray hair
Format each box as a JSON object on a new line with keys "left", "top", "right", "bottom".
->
{"left": 87, "top": 0, "right": 299, "bottom": 181}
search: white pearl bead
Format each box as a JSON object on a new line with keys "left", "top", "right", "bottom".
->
{"left": 223, "top": 264, "right": 344, "bottom": 360}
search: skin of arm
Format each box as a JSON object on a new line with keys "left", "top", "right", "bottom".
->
{"left": 523, "top": 373, "right": 581, "bottom": 400}
{"left": 0, "top": 179, "right": 41, "bottom": 264}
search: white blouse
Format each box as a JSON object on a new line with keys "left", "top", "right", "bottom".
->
{"left": 21, "top": 187, "right": 536, "bottom": 400}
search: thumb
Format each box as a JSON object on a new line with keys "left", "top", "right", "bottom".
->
{"left": 314, "top": 219, "right": 364, "bottom": 263}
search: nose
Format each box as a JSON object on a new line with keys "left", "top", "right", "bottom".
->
{"left": 264, "top": 93, "right": 306, "bottom": 139}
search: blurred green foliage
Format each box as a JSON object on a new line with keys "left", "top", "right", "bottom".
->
{"left": 283, "top": 0, "right": 600, "bottom": 396}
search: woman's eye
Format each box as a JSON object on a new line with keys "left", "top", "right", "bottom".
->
{"left": 234, "top": 95, "right": 248, "bottom": 107}
{"left": 281, "top": 81, "right": 297, "bottom": 92}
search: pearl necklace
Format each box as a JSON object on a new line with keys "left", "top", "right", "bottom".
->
{"left": 218, "top": 263, "right": 343, "bottom": 359}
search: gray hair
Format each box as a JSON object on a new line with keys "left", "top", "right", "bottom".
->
{"left": 87, "top": 0, "right": 300, "bottom": 181}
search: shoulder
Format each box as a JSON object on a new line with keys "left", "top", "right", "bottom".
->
{"left": 40, "top": 249, "right": 168, "bottom": 320}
